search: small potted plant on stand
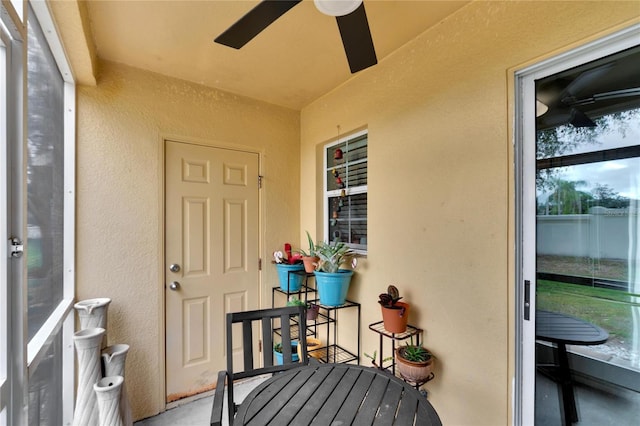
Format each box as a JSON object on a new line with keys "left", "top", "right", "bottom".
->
{"left": 378, "top": 285, "right": 410, "bottom": 333}
{"left": 273, "top": 243, "right": 304, "bottom": 292}
{"left": 395, "top": 338, "right": 435, "bottom": 384}
{"left": 296, "top": 231, "right": 320, "bottom": 273}
{"left": 314, "top": 240, "right": 356, "bottom": 306}
{"left": 273, "top": 341, "right": 300, "bottom": 365}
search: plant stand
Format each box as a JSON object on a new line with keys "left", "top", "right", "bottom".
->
{"left": 368, "top": 321, "right": 434, "bottom": 391}
{"left": 272, "top": 273, "right": 360, "bottom": 364}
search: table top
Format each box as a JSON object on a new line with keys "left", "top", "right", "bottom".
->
{"left": 536, "top": 310, "right": 609, "bottom": 345}
{"left": 234, "top": 363, "right": 442, "bottom": 425}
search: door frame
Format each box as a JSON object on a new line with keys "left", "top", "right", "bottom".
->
{"left": 159, "top": 135, "right": 263, "bottom": 410}
{"left": 513, "top": 23, "right": 640, "bottom": 425}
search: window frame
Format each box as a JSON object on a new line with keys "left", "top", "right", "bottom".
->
{"left": 27, "top": 1, "right": 76, "bottom": 424}
{"left": 1, "top": 0, "right": 76, "bottom": 423}
{"left": 323, "top": 129, "right": 368, "bottom": 254}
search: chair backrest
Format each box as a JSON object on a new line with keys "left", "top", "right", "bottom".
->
{"left": 226, "top": 306, "right": 308, "bottom": 381}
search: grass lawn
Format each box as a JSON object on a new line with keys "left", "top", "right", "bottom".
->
{"left": 536, "top": 280, "right": 639, "bottom": 342}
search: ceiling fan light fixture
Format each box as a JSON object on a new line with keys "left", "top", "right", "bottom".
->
{"left": 314, "top": 0, "right": 363, "bottom": 17}
{"left": 536, "top": 100, "right": 549, "bottom": 117}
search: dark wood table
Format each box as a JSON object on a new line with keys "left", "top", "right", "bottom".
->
{"left": 234, "top": 363, "right": 442, "bottom": 425}
{"left": 536, "top": 310, "right": 609, "bottom": 425}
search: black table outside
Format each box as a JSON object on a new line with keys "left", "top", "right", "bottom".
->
{"left": 535, "top": 310, "right": 609, "bottom": 425}
{"left": 234, "top": 363, "right": 442, "bottom": 425}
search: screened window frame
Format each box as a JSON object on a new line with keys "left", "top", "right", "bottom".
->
{"left": 1, "top": 1, "right": 76, "bottom": 424}
{"left": 323, "top": 129, "right": 368, "bottom": 254}
{"left": 27, "top": 1, "right": 76, "bottom": 424}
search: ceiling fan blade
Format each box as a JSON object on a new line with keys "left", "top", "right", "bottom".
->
{"left": 563, "top": 63, "right": 614, "bottom": 98}
{"left": 336, "top": 3, "right": 377, "bottom": 73}
{"left": 569, "top": 108, "right": 596, "bottom": 128}
{"left": 215, "top": 0, "right": 302, "bottom": 49}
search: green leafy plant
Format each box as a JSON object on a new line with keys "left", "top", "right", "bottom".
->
{"left": 399, "top": 338, "right": 432, "bottom": 363}
{"left": 295, "top": 231, "right": 317, "bottom": 257}
{"left": 378, "top": 285, "right": 403, "bottom": 308}
{"left": 286, "top": 297, "right": 306, "bottom": 307}
{"left": 364, "top": 350, "right": 393, "bottom": 369}
{"left": 273, "top": 342, "right": 297, "bottom": 354}
{"left": 315, "top": 240, "right": 355, "bottom": 273}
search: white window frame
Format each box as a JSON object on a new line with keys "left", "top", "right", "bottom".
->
{"left": 323, "top": 129, "right": 368, "bottom": 254}
{"left": 1, "top": 3, "right": 24, "bottom": 423}
{"left": 1, "top": 0, "right": 76, "bottom": 423}
{"left": 27, "top": 1, "right": 76, "bottom": 424}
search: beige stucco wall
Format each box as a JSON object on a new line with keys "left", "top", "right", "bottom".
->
{"left": 300, "top": 2, "right": 639, "bottom": 425}
{"left": 76, "top": 62, "right": 300, "bottom": 419}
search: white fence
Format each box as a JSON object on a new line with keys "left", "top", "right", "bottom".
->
{"left": 537, "top": 207, "right": 637, "bottom": 260}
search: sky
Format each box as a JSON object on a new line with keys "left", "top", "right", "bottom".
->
{"left": 541, "top": 113, "right": 640, "bottom": 201}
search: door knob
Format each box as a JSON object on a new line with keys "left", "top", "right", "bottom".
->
{"left": 169, "top": 281, "right": 181, "bottom": 291}
{"left": 169, "top": 264, "right": 181, "bottom": 273}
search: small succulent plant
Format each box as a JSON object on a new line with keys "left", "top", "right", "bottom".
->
{"left": 399, "top": 337, "right": 432, "bottom": 363}
{"left": 378, "top": 285, "right": 403, "bottom": 308}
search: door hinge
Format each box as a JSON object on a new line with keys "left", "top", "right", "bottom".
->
{"left": 9, "top": 237, "right": 24, "bottom": 258}
{"left": 258, "top": 258, "right": 262, "bottom": 271}
{"left": 258, "top": 175, "right": 263, "bottom": 189}
{"left": 259, "top": 339, "right": 262, "bottom": 352}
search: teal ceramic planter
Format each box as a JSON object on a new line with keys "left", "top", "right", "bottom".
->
{"left": 315, "top": 270, "right": 354, "bottom": 306}
{"left": 274, "top": 341, "right": 299, "bottom": 365}
{"left": 276, "top": 263, "right": 305, "bottom": 292}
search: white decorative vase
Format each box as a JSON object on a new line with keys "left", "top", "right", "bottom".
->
{"left": 73, "top": 327, "right": 105, "bottom": 426}
{"left": 94, "top": 376, "right": 124, "bottom": 426}
{"left": 75, "top": 298, "right": 111, "bottom": 348}
{"left": 102, "top": 344, "right": 132, "bottom": 426}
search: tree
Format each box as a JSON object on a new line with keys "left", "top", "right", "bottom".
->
{"left": 536, "top": 110, "right": 640, "bottom": 191}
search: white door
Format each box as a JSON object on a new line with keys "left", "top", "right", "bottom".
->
{"left": 515, "top": 26, "right": 640, "bottom": 425}
{"left": 165, "top": 140, "right": 260, "bottom": 402}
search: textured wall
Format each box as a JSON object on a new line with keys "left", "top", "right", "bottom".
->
{"left": 76, "top": 62, "right": 300, "bottom": 419}
{"left": 300, "top": 2, "right": 639, "bottom": 425}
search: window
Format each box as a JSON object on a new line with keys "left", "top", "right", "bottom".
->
{"left": 1, "top": 1, "right": 75, "bottom": 424}
{"left": 324, "top": 130, "right": 367, "bottom": 253}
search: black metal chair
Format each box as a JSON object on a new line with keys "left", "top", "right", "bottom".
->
{"left": 210, "top": 306, "right": 308, "bottom": 426}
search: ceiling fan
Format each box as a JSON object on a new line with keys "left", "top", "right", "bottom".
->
{"left": 214, "top": 0, "right": 377, "bottom": 74}
{"left": 536, "top": 62, "right": 640, "bottom": 129}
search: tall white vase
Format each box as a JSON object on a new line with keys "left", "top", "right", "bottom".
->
{"left": 94, "top": 376, "right": 124, "bottom": 426}
{"left": 73, "top": 327, "right": 105, "bottom": 426}
{"left": 75, "top": 298, "right": 111, "bottom": 348}
{"left": 102, "top": 344, "right": 132, "bottom": 426}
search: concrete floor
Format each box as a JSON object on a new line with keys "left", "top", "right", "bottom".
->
{"left": 135, "top": 373, "right": 639, "bottom": 426}
{"left": 535, "top": 373, "right": 639, "bottom": 426}
{"left": 134, "top": 375, "right": 269, "bottom": 426}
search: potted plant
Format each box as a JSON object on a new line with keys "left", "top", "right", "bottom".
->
{"left": 297, "top": 337, "right": 323, "bottom": 360}
{"left": 273, "top": 341, "right": 299, "bottom": 365}
{"left": 306, "top": 302, "right": 320, "bottom": 320}
{"left": 273, "top": 243, "right": 304, "bottom": 292}
{"left": 395, "top": 338, "right": 434, "bottom": 384}
{"left": 314, "top": 240, "right": 356, "bottom": 306}
{"left": 378, "top": 285, "right": 410, "bottom": 333}
{"left": 286, "top": 297, "right": 320, "bottom": 320}
{"left": 296, "top": 231, "right": 320, "bottom": 273}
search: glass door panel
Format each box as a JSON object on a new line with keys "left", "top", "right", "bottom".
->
{"left": 534, "top": 44, "right": 640, "bottom": 424}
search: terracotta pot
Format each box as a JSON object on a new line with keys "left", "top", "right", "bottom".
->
{"left": 395, "top": 346, "right": 434, "bottom": 383}
{"left": 301, "top": 256, "right": 319, "bottom": 273}
{"left": 380, "top": 301, "right": 410, "bottom": 333}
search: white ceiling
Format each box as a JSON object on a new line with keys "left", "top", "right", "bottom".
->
{"left": 80, "top": 0, "right": 470, "bottom": 110}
